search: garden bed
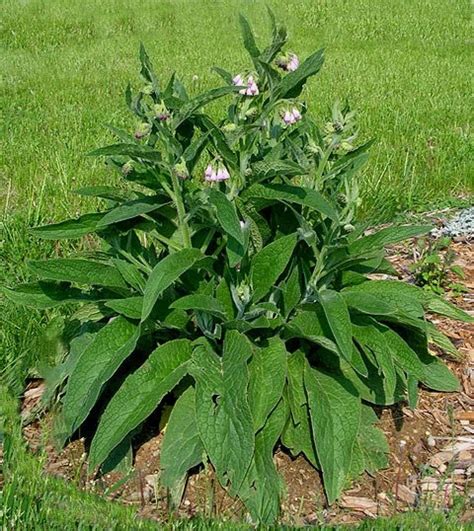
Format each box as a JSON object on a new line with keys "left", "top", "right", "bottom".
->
{"left": 21, "top": 234, "right": 473, "bottom": 526}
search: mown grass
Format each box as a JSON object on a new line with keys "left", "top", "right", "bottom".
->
{"left": 0, "top": 0, "right": 472, "bottom": 528}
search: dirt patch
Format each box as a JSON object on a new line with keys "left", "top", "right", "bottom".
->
{"left": 21, "top": 236, "right": 473, "bottom": 525}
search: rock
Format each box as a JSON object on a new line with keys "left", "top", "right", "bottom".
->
{"left": 340, "top": 496, "right": 377, "bottom": 514}
{"left": 144, "top": 474, "right": 159, "bottom": 488}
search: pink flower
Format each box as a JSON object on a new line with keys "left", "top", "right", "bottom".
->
{"left": 283, "top": 110, "right": 294, "bottom": 125}
{"left": 292, "top": 107, "right": 302, "bottom": 121}
{"left": 215, "top": 165, "right": 230, "bottom": 181}
{"left": 288, "top": 54, "right": 300, "bottom": 72}
{"left": 233, "top": 74, "right": 246, "bottom": 95}
{"left": 205, "top": 164, "right": 216, "bottom": 181}
{"left": 246, "top": 76, "right": 259, "bottom": 96}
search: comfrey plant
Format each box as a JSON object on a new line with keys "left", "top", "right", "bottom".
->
{"left": 5, "top": 12, "right": 472, "bottom": 524}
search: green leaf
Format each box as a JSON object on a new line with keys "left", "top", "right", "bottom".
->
{"left": 282, "top": 351, "right": 318, "bottom": 467}
{"left": 243, "top": 183, "right": 338, "bottom": 221}
{"left": 28, "top": 259, "right": 127, "bottom": 289}
{"left": 251, "top": 233, "right": 297, "bottom": 302}
{"left": 89, "top": 339, "right": 192, "bottom": 470}
{"left": 319, "top": 289, "right": 353, "bottom": 363}
{"left": 160, "top": 387, "right": 204, "bottom": 507}
{"left": 275, "top": 48, "right": 324, "bottom": 99}
{"left": 304, "top": 364, "right": 361, "bottom": 504}
{"left": 425, "top": 296, "right": 474, "bottom": 323}
{"left": 61, "top": 317, "right": 140, "bottom": 441}
{"left": 175, "top": 86, "right": 240, "bottom": 126}
{"left": 208, "top": 189, "right": 244, "bottom": 246}
{"left": 282, "top": 264, "right": 301, "bottom": 318}
{"left": 142, "top": 249, "right": 202, "bottom": 321}
{"left": 96, "top": 196, "right": 164, "bottom": 228}
{"left": 190, "top": 332, "right": 254, "bottom": 493}
{"left": 74, "top": 186, "right": 130, "bottom": 202}
{"left": 349, "top": 225, "right": 432, "bottom": 255}
{"left": 170, "top": 294, "right": 226, "bottom": 318}
{"left": 341, "top": 291, "right": 395, "bottom": 315}
{"left": 239, "top": 400, "right": 288, "bottom": 524}
{"left": 105, "top": 297, "right": 143, "bottom": 319}
{"left": 426, "top": 323, "right": 461, "bottom": 359}
{"left": 31, "top": 213, "right": 104, "bottom": 239}
{"left": 88, "top": 143, "right": 162, "bottom": 163}
{"left": 248, "top": 337, "right": 287, "bottom": 432}
{"left": 239, "top": 14, "right": 260, "bottom": 58}
{"left": 2, "top": 282, "right": 92, "bottom": 309}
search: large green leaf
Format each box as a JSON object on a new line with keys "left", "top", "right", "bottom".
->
{"left": 142, "top": 249, "right": 202, "bottom": 321}
{"left": 251, "top": 233, "right": 297, "bottom": 302}
{"left": 160, "top": 387, "right": 204, "bottom": 506}
{"left": 88, "top": 143, "right": 162, "bottom": 163}
{"left": 425, "top": 296, "right": 474, "bottom": 323}
{"left": 105, "top": 297, "right": 143, "bottom": 319}
{"left": 88, "top": 339, "right": 192, "bottom": 470}
{"left": 31, "top": 213, "right": 104, "bottom": 239}
{"left": 2, "top": 282, "right": 92, "bottom": 309}
{"left": 239, "top": 400, "right": 288, "bottom": 524}
{"left": 243, "top": 183, "right": 338, "bottom": 221}
{"left": 170, "top": 294, "right": 226, "bottom": 318}
{"left": 208, "top": 189, "right": 245, "bottom": 246}
{"left": 341, "top": 291, "right": 395, "bottom": 315}
{"left": 96, "top": 196, "right": 164, "bottom": 228}
{"left": 190, "top": 332, "right": 254, "bottom": 493}
{"left": 248, "top": 337, "right": 287, "bottom": 432}
{"left": 61, "top": 317, "right": 140, "bottom": 441}
{"left": 349, "top": 225, "right": 431, "bottom": 255}
{"left": 282, "top": 351, "right": 318, "bottom": 467}
{"left": 239, "top": 14, "right": 260, "bottom": 58}
{"left": 304, "top": 364, "right": 361, "bottom": 504}
{"left": 275, "top": 48, "right": 324, "bottom": 99}
{"left": 319, "top": 289, "right": 353, "bottom": 363}
{"left": 286, "top": 308, "right": 339, "bottom": 354}
{"left": 28, "top": 259, "right": 127, "bottom": 289}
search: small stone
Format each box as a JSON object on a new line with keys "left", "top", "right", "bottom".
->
{"left": 458, "top": 451, "right": 471, "bottom": 460}
{"left": 421, "top": 482, "right": 438, "bottom": 492}
{"left": 427, "top": 435, "right": 436, "bottom": 447}
{"left": 145, "top": 474, "right": 158, "bottom": 487}
{"left": 394, "top": 485, "right": 417, "bottom": 505}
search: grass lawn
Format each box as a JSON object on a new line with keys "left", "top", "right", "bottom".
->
{"left": 0, "top": 0, "right": 472, "bottom": 528}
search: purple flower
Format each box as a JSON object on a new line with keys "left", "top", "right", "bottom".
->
{"left": 283, "top": 110, "right": 294, "bottom": 125}
{"left": 215, "top": 165, "right": 230, "bottom": 181}
{"left": 205, "top": 164, "right": 230, "bottom": 182}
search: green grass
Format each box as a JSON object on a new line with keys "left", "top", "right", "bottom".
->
{"left": 0, "top": 0, "right": 472, "bottom": 528}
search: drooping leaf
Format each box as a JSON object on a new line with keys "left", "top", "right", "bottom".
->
{"left": 170, "top": 294, "right": 226, "bottom": 318}
{"left": 61, "top": 317, "right": 140, "bottom": 442}
{"left": 341, "top": 291, "right": 395, "bottom": 315}
{"left": 31, "top": 213, "right": 104, "bottom": 239}
{"left": 160, "top": 387, "right": 204, "bottom": 506}
{"left": 208, "top": 189, "right": 244, "bottom": 246}
{"left": 304, "top": 364, "right": 361, "bottom": 504}
{"left": 28, "top": 259, "right": 127, "bottom": 289}
{"left": 1, "top": 282, "right": 96, "bottom": 309}
{"left": 89, "top": 339, "right": 192, "bottom": 470}
{"left": 239, "top": 399, "right": 288, "bottom": 524}
{"left": 275, "top": 48, "right": 324, "bottom": 99}
{"left": 142, "top": 249, "right": 202, "bottom": 321}
{"left": 251, "top": 233, "right": 297, "bottom": 302}
{"left": 286, "top": 308, "right": 339, "bottom": 354}
{"left": 243, "top": 183, "right": 338, "bottom": 221}
{"left": 96, "top": 196, "right": 164, "bottom": 228}
{"left": 319, "top": 289, "right": 353, "bottom": 363}
{"left": 248, "top": 337, "right": 287, "bottom": 432}
{"left": 282, "top": 351, "right": 318, "bottom": 467}
{"left": 349, "top": 225, "right": 432, "bottom": 255}
{"left": 190, "top": 332, "right": 254, "bottom": 493}
{"left": 105, "top": 297, "right": 143, "bottom": 319}
{"left": 74, "top": 186, "right": 130, "bottom": 202}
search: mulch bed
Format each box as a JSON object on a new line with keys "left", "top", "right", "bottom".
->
{"left": 21, "top": 234, "right": 473, "bottom": 526}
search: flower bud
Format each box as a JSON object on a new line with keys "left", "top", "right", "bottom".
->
{"left": 122, "top": 161, "right": 134, "bottom": 175}
{"left": 142, "top": 84, "right": 154, "bottom": 95}
{"left": 276, "top": 52, "right": 299, "bottom": 72}
{"left": 222, "top": 123, "right": 237, "bottom": 132}
{"left": 134, "top": 122, "right": 151, "bottom": 139}
{"left": 153, "top": 103, "right": 170, "bottom": 122}
{"left": 246, "top": 76, "right": 259, "bottom": 96}
{"left": 174, "top": 160, "right": 189, "bottom": 180}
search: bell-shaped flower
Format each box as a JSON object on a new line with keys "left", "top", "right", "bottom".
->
{"left": 283, "top": 110, "right": 294, "bottom": 125}
{"left": 246, "top": 76, "right": 259, "bottom": 96}
{"left": 215, "top": 165, "right": 230, "bottom": 181}
{"left": 292, "top": 107, "right": 302, "bottom": 121}
{"left": 204, "top": 164, "right": 216, "bottom": 181}
{"left": 233, "top": 74, "right": 247, "bottom": 95}
{"left": 287, "top": 53, "right": 300, "bottom": 72}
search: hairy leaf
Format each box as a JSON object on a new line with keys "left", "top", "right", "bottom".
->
{"left": 349, "top": 225, "right": 431, "bottom": 255}
{"left": 208, "top": 189, "right": 245, "bottom": 246}
{"left": 251, "top": 233, "right": 297, "bottom": 302}
{"left": 62, "top": 317, "right": 140, "bottom": 441}
{"left": 142, "top": 249, "right": 202, "bottom": 320}
{"left": 31, "top": 213, "right": 104, "bottom": 239}
{"left": 170, "top": 294, "right": 226, "bottom": 318}
{"left": 319, "top": 289, "right": 353, "bottom": 363}
{"left": 89, "top": 339, "right": 192, "bottom": 470}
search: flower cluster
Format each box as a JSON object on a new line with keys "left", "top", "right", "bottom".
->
{"left": 153, "top": 103, "right": 171, "bottom": 122}
{"left": 282, "top": 107, "right": 302, "bottom": 125}
{"left": 134, "top": 122, "right": 151, "bottom": 139}
{"left": 204, "top": 163, "right": 230, "bottom": 182}
{"left": 233, "top": 74, "right": 259, "bottom": 96}
{"left": 276, "top": 52, "right": 299, "bottom": 72}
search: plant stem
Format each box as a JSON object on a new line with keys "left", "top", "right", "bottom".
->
{"left": 171, "top": 172, "right": 191, "bottom": 248}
